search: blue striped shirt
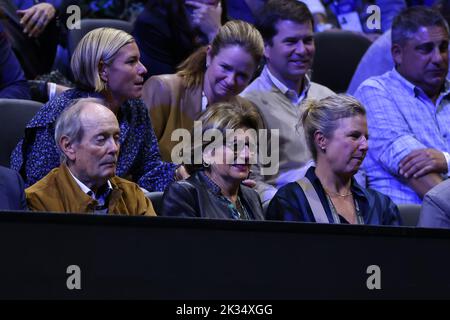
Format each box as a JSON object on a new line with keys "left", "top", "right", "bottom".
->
{"left": 354, "top": 68, "right": 450, "bottom": 204}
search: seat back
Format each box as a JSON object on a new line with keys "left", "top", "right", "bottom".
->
{"left": 147, "top": 191, "right": 164, "bottom": 215}
{"left": 311, "top": 30, "right": 372, "bottom": 93}
{"left": 397, "top": 204, "right": 421, "bottom": 227}
{"left": 0, "top": 99, "right": 42, "bottom": 167}
{"left": 67, "top": 19, "right": 134, "bottom": 57}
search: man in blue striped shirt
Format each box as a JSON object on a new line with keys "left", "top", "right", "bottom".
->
{"left": 354, "top": 6, "right": 450, "bottom": 204}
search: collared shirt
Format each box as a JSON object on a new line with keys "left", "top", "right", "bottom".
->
{"left": 160, "top": 170, "right": 264, "bottom": 220}
{"left": 68, "top": 168, "right": 113, "bottom": 214}
{"left": 199, "top": 171, "right": 250, "bottom": 220}
{"left": 266, "top": 166, "right": 401, "bottom": 226}
{"left": 25, "top": 163, "right": 156, "bottom": 216}
{"left": 354, "top": 68, "right": 450, "bottom": 204}
{"left": 241, "top": 66, "right": 334, "bottom": 204}
{"left": 266, "top": 67, "right": 308, "bottom": 106}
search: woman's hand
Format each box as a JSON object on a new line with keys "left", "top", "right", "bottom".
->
{"left": 185, "top": 0, "right": 222, "bottom": 43}
{"left": 17, "top": 3, "right": 56, "bottom": 38}
{"left": 175, "top": 165, "right": 191, "bottom": 181}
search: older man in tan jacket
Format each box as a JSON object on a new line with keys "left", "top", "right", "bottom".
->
{"left": 26, "top": 98, "right": 156, "bottom": 216}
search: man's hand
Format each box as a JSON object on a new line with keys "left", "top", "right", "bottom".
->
{"left": 17, "top": 3, "right": 56, "bottom": 38}
{"left": 399, "top": 148, "right": 448, "bottom": 179}
{"left": 185, "top": 0, "right": 221, "bottom": 42}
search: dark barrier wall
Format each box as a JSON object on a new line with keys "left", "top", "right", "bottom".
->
{"left": 0, "top": 211, "right": 449, "bottom": 299}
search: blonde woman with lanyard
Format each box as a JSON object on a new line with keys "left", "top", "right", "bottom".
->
{"left": 266, "top": 94, "right": 401, "bottom": 225}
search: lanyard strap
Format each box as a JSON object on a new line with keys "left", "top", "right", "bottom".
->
{"left": 326, "top": 194, "right": 364, "bottom": 224}
{"left": 296, "top": 177, "right": 329, "bottom": 223}
{"left": 297, "top": 176, "right": 364, "bottom": 224}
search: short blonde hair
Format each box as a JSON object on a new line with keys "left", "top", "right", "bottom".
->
{"left": 71, "top": 27, "right": 134, "bottom": 92}
{"left": 184, "top": 101, "right": 264, "bottom": 173}
{"left": 177, "top": 20, "right": 264, "bottom": 88}
{"left": 301, "top": 94, "right": 366, "bottom": 160}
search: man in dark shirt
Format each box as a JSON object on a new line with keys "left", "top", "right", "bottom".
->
{"left": 0, "top": 21, "right": 30, "bottom": 99}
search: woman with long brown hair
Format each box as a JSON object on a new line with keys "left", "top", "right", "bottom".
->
{"left": 142, "top": 20, "right": 264, "bottom": 162}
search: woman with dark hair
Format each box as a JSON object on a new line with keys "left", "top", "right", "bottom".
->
{"left": 267, "top": 94, "right": 401, "bottom": 225}
{"left": 132, "top": 0, "right": 226, "bottom": 78}
{"left": 160, "top": 101, "right": 264, "bottom": 220}
{"left": 142, "top": 20, "right": 264, "bottom": 162}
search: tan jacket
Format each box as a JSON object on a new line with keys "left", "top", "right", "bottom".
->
{"left": 142, "top": 73, "right": 255, "bottom": 162}
{"left": 26, "top": 164, "right": 156, "bottom": 216}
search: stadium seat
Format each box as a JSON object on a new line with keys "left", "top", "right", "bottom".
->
{"left": 0, "top": 99, "right": 42, "bottom": 167}
{"left": 397, "top": 204, "right": 421, "bottom": 227}
{"left": 311, "top": 30, "right": 372, "bottom": 93}
{"left": 67, "top": 19, "right": 134, "bottom": 57}
{"left": 146, "top": 191, "right": 164, "bottom": 215}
